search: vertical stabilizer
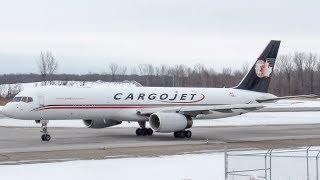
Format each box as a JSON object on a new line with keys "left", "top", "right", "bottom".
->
{"left": 235, "top": 40, "right": 281, "bottom": 93}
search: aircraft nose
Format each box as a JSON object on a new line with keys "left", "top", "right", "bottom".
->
{"left": 1, "top": 103, "right": 15, "bottom": 118}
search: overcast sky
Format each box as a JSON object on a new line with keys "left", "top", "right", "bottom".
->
{"left": 0, "top": 0, "right": 320, "bottom": 74}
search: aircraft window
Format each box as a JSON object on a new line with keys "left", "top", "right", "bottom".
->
{"left": 21, "top": 97, "right": 28, "bottom": 103}
{"left": 12, "top": 97, "right": 22, "bottom": 102}
{"left": 27, "top": 97, "right": 33, "bottom": 103}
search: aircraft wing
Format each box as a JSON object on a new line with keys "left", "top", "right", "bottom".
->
{"left": 136, "top": 104, "right": 264, "bottom": 117}
{"left": 256, "top": 94, "right": 319, "bottom": 103}
{"left": 256, "top": 106, "right": 320, "bottom": 112}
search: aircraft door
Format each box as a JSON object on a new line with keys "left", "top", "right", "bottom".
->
{"left": 38, "top": 95, "right": 45, "bottom": 119}
{"left": 38, "top": 96, "right": 45, "bottom": 107}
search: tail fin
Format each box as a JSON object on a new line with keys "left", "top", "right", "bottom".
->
{"left": 235, "top": 40, "right": 281, "bottom": 93}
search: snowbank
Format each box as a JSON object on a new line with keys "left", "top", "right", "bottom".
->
{"left": 0, "top": 153, "right": 224, "bottom": 180}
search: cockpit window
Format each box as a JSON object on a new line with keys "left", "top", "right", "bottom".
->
{"left": 21, "top": 97, "right": 28, "bottom": 103}
{"left": 12, "top": 96, "right": 33, "bottom": 103}
{"left": 27, "top": 97, "right": 33, "bottom": 102}
{"left": 12, "top": 97, "right": 22, "bottom": 102}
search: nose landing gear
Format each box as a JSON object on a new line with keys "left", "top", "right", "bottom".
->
{"left": 41, "top": 134, "right": 51, "bottom": 141}
{"left": 40, "top": 120, "right": 51, "bottom": 141}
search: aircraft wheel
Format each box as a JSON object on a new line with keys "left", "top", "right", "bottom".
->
{"left": 136, "top": 128, "right": 153, "bottom": 136}
{"left": 143, "top": 129, "right": 148, "bottom": 136}
{"left": 174, "top": 132, "right": 179, "bottom": 138}
{"left": 185, "top": 130, "right": 192, "bottom": 138}
{"left": 41, "top": 134, "right": 51, "bottom": 141}
{"left": 147, "top": 128, "right": 153, "bottom": 136}
{"left": 45, "top": 134, "right": 51, "bottom": 141}
{"left": 174, "top": 131, "right": 184, "bottom": 138}
{"left": 174, "top": 130, "right": 192, "bottom": 138}
{"left": 41, "top": 134, "right": 46, "bottom": 141}
{"left": 136, "top": 128, "right": 142, "bottom": 136}
{"left": 179, "top": 131, "right": 185, "bottom": 138}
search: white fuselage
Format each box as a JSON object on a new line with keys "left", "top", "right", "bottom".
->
{"left": 2, "top": 86, "right": 276, "bottom": 121}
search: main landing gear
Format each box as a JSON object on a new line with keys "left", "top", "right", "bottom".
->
{"left": 174, "top": 130, "right": 192, "bottom": 138}
{"left": 40, "top": 120, "right": 51, "bottom": 141}
{"left": 136, "top": 128, "right": 153, "bottom": 136}
{"left": 136, "top": 121, "right": 153, "bottom": 136}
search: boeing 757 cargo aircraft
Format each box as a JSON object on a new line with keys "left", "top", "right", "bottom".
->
{"left": 1, "top": 40, "right": 315, "bottom": 141}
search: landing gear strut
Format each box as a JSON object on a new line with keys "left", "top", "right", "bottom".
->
{"left": 174, "top": 130, "right": 192, "bottom": 138}
{"left": 40, "top": 120, "right": 51, "bottom": 141}
{"left": 136, "top": 121, "right": 153, "bottom": 136}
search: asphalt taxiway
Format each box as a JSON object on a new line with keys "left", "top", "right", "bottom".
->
{"left": 1, "top": 124, "right": 320, "bottom": 164}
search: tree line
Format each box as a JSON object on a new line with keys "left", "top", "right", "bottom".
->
{"left": 269, "top": 53, "right": 320, "bottom": 96}
{"left": 1, "top": 51, "right": 320, "bottom": 97}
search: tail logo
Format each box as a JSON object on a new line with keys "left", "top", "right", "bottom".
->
{"left": 255, "top": 60, "right": 273, "bottom": 78}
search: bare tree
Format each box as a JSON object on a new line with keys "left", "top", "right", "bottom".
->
{"left": 222, "top": 67, "right": 232, "bottom": 86}
{"left": 0, "top": 85, "right": 3, "bottom": 98}
{"left": 277, "top": 55, "right": 293, "bottom": 95}
{"left": 138, "top": 64, "right": 148, "bottom": 75}
{"left": 192, "top": 64, "right": 206, "bottom": 87}
{"left": 119, "top": 66, "right": 127, "bottom": 75}
{"left": 293, "top": 52, "right": 306, "bottom": 94}
{"left": 305, "top": 53, "right": 317, "bottom": 93}
{"left": 138, "top": 64, "right": 155, "bottom": 86}
{"left": 109, "top": 63, "right": 119, "bottom": 81}
{"left": 172, "top": 65, "right": 187, "bottom": 87}
{"left": 38, "top": 51, "right": 58, "bottom": 85}
{"left": 130, "top": 66, "right": 138, "bottom": 75}
{"left": 155, "top": 65, "right": 169, "bottom": 86}
{"left": 241, "top": 62, "right": 250, "bottom": 75}
{"left": 117, "top": 65, "right": 127, "bottom": 81}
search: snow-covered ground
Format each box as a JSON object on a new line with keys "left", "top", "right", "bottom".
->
{"left": 0, "top": 153, "right": 225, "bottom": 180}
{"left": 0, "top": 149, "right": 316, "bottom": 180}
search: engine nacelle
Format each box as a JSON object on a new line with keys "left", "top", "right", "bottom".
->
{"left": 149, "top": 112, "right": 192, "bottom": 133}
{"left": 83, "top": 119, "right": 122, "bottom": 129}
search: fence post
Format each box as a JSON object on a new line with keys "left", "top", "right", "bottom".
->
{"left": 316, "top": 150, "right": 320, "bottom": 180}
{"left": 265, "top": 150, "right": 270, "bottom": 180}
{"left": 269, "top": 149, "right": 272, "bottom": 180}
{"left": 307, "top": 146, "right": 311, "bottom": 180}
{"left": 225, "top": 148, "right": 228, "bottom": 180}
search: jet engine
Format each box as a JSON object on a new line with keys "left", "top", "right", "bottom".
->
{"left": 149, "top": 112, "right": 192, "bottom": 133}
{"left": 83, "top": 119, "right": 122, "bottom": 129}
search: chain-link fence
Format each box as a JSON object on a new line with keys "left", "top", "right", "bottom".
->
{"left": 225, "top": 147, "right": 320, "bottom": 180}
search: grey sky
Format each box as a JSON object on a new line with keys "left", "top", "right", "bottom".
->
{"left": 0, "top": 0, "right": 319, "bottom": 74}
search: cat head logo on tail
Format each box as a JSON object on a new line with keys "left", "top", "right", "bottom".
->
{"left": 255, "top": 60, "right": 273, "bottom": 78}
